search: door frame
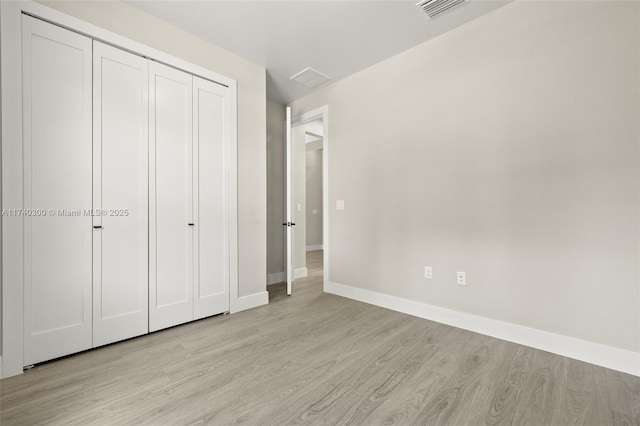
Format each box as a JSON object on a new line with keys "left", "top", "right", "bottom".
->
{"left": 0, "top": 0, "right": 239, "bottom": 378}
{"left": 290, "top": 105, "right": 329, "bottom": 293}
{"left": 285, "top": 107, "right": 293, "bottom": 295}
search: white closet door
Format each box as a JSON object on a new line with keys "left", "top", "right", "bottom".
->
{"left": 22, "top": 16, "right": 93, "bottom": 365}
{"left": 193, "top": 77, "right": 230, "bottom": 319}
{"left": 92, "top": 41, "right": 149, "bottom": 347}
{"left": 149, "top": 61, "right": 194, "bottom": 332}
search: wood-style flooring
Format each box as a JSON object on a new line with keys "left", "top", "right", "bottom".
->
{"left": 1, "top": 250, "right": 639, "bottom": 425}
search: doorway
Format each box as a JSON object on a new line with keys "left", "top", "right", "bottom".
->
{"left": 295, "top": 117, "right": 324, "bottom": 283}
{"left": 269, "top": 105, "right": 328, "bottom": 301}
{"left": 304, "top": 124, "right": 324, "bottom": 285}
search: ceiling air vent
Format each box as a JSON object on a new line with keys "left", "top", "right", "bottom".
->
{"left": 289, "top": 67, "right": 331, "bottom": 89}
{"left": 416, "top": 0, "right": 469, "bottom": 20}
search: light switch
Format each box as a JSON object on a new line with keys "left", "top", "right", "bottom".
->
{"left": 336, "top": 200, "right": 345, "bottom": 210}
{"left": 296, "top": 203, "right": 302, "bottom": 212}
{"left": 312, "top": 209, "right": 318, "bottom": 215}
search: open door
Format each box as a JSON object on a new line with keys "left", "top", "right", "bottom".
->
{"left": 285, "top": 107, "right": 294, "bottom": 295}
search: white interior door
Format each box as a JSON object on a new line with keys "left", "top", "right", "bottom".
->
{"left": 285, "top": 107, "right": 294, "bottom": 295}
{"left": 92, "top": 41, "right": 149, "bottom": 347}
{"left": 149, "top": 61, "right": 194, "bottom": 332}
{"left": 193, "top": 76, "right": 230, "bottom": 319}
{"left": 22, "top": 16, "right": 93, "bottom": 365}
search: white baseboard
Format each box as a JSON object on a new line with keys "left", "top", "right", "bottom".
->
{"left": 0, "top": 356, "right": 3, "bottom": 379}
{"left": 267, "top": 269, "right": 308, "bottom": 285}
{"left": 326, "top": 281, "right": 640, "bottom": 377}
{"left": 306, "top": 244, "right": 323, "bottom": 251}
{"left": 231, "top": 291, "right": 269, "bottom": 314}
{"left": 295, "top": 267, "right": 308, "bottom": 279}
{"left": 267, "top": 272, "right": 285, "bottom": 286}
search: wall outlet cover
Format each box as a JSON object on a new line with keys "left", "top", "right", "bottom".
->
{"left": 424, "top": 266, "right": 432, "bottom": 279}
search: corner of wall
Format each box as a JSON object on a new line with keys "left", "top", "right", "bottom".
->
{"left": 266, "top": 100, "right": 286, "bottom": 278}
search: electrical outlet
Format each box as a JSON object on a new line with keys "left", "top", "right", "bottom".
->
{"left": 336, "top": 200, "right": 345, "bottom": 210}
{"left": 424, "top": 266, "right": 432, "bottom": 279}
{"left": 457, "top": 271, "right": 466, "bottom": 285}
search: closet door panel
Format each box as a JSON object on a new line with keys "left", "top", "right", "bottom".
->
{"left": 22, "top": 16, "right": 93, "bottom": 365}
{"left": 149, "top": 61, "right": 194, "bottom": 332}
{"left": 93, "top": 41, "right": 149, "bottom": 347}
{"left": 193, "top": 77, "right": 230, "bottom": 319}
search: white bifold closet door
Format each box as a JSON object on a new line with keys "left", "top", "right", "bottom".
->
{"left": 92, "top": 41, "right": 149, "bottom": 347}
{"left": 193, "top": 77, "right": 230, "bottom": 319}
{"left": 21, "top": 14, "right": 232, "bottom": 366}
{"left": 149, "top": 61, "right": 195, "bottom": 332}
{"left": 22, "top": 16, "right": 93, "bottom": 365}
{"left": 149, "top": 65, "right": 231, "bottom": 331}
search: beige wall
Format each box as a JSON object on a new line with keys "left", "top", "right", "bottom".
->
{"left": 266, "top": 101, "right": 285, "bottom": 276}
{"left": 306, "top": 148, "right": 323, "bottom": 248}
{"left": 290, "top": 1, "right": 640, "bottom": 352}
{"left": 39, "top": 0, "right": 267, "bottom": 298}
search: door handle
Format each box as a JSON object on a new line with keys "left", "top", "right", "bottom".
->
{"left": 188, "top": 223, "right": 195, "bottom": 226}
{"left": 93, "top": 225, "right": 103, "bottom": 229}
{"left": 282, "top": 222, "right": 296, "bottom": 227}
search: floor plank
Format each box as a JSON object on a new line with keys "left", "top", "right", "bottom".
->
{"left": 1, "top": 250, "right": 638, "bottom": 425}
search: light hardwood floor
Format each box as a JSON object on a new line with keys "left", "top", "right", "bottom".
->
{"left": 1, "top": 250, "right": 639, "bottom": 425}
